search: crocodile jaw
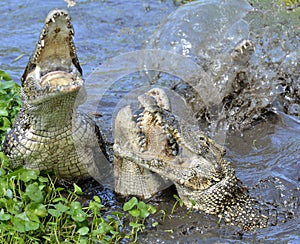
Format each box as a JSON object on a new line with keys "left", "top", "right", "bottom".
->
{"left": 21, "top": 9, "right": 84, "bottom": 106}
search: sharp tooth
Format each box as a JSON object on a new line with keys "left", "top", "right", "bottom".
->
{"left": 139, "top": 138, "right": 146, "bottom": 146}
{"left": 171, "top": 144, "right": 177, "bottom": 149}
{"left": 51, "top": 17, "right": 56, "bottom": 23}
{"left": 41, "top": 39, "right": 45, "bottom": 47}
{"left": 34, "top": 66, "right": 41, "bottom": 79}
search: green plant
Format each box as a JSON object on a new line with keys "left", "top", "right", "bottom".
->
{"left": 123, "top": 197, "right": 157, "bottom": 242}
{"left": 0, "top": 70, "right": 21, "bottom": 148}
{"left": 171, "top": 194, "right": 184, "bottom": 214}
{"left": 0, "top": 166, "right": 158, "bottom": 243}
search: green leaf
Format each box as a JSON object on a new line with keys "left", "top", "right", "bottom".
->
{"left": 25, "top": 184, "right": 44, "bottom": 203}
{"left": 123, "top": 197, "right": 138, "bottom": 211}
{"left": 55, "top": 202, "right": 69, "bottom": 213}
{"left": 0, "top": 70, "right": 12, "bottom": 81}
{"left": 77, "top": 226, "right": 89, "bottom": 235}
{"left": 0, "top": 168, "right": 6, "bottom": 176}
{"left": 48, "top": 209, "right": 62, "bottom": 218}
{"left": 5, "top": 189, "right": 13, "bottom": 199}
{"left": 129, "top": 209, "right": 140, "bottom": 217}
{"left": 26, "top": 203, "right": 47, "bottom": 218}
{"left": 93, "top": 195, "right": 101, "bottom": 203}
{"left": 139, "top": 208, "right": 150, "bottom": 218}
{"left": 152, "top": 222, "right": 159, "bottom": 227}
{"left": 73, "top": 183, "right": 83, "bottom": 195}
{"left": 20, "top": 170, "right": 40, "bottom": 183}
{"left": 0, "top": 109, "right": 8, "bottom": 117}
{"left": 173, "top": 194, "right": 180, "bottom": 201}
{"left": 11, "top": 215, "right": 27, "bottom": 232}
{"left": 38, "top": 176, "right": 49, "bottom": 183}
{"left": 0, "top": 152, "right": 10, "bottom": 167}
{"left": 148, "top": 205, "right": 156, "bottom": 214}
{"left": 69, "top": 201, "right": 87, "bottom": 222}
{"left": 0, "top": 117, "right": 10, "bottom": 129}
{"left": 0, "top": 209, "right": 11, "bottom": 221}
{"left": 137, "top": 201, "right": 147, "bottom": 210}
{"left": 11, "top": 212, "right": 39, "bottom": 232}
{"left": 173, "top": 194, "right": 183, "bottom": 207}
{"left": 89, "top": 200, "right": 103, "bottom": 215}
{"left": 190, "top": 199, "right": 196, "bottom": 206}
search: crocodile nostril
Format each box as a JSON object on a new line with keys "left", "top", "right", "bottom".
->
{"left": 55, "top": 27, "right": 61, "bottom": 33}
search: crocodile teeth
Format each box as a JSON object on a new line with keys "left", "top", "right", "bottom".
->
{"left": 169, "top": 138, "right": 176, "bottom": 144}
{"left": 171, "top": 143, "right": 177, "bottom": 149}
{"left": 138, "top": 138, "right": 146, "bottom": 146}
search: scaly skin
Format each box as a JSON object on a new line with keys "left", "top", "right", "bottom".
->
{"left": 2, "top": 9, "right": 270, "bottom": 230}
{"left": 2, "top": 9, "right": 107, "bottom": 180}
{"left": 114, "top": 88, "right": 268, "bottom": 230}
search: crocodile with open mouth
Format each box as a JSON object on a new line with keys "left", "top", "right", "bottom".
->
{"left": 2, "top": 9, "right": 108, "bottom": 181}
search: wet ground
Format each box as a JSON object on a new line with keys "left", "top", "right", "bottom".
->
{"left": 0, "top": 0, "right": 299, "bottom": 243}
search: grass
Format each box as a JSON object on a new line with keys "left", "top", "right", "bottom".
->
{"left": 0, "top": 70, "right": 158, "bottom": 243}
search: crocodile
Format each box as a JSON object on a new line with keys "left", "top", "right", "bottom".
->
{"left": 114, "top": 88, "right": 269, "bottom": 231}
{"left": 2, "top": 9, "right": 108, "bottom": 181}
{"left": 1, "top": 8, "right": 274, "bottom": 231}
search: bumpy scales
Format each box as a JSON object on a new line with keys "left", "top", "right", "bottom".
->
{"left": 114, "top": 88, "right": 268, "bottom": 230}
{"left": 3, "top": 9, "right": 272, "bottom": 231}
{"left": 3, "top": 9, "right": 107, "bottom": 180}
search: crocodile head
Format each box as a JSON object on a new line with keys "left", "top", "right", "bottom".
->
{"left": 114, "top": 88, "right": 268, "bottom": 230}
{"left": 21, "top": 9, "right": 84, "bottom": 107}
{"left": 114, "top": 88, "right": 226, "bottom": 197}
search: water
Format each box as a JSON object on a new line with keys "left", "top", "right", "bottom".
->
{"left": 0, "top": 0, "right": 299, "bottom": 243}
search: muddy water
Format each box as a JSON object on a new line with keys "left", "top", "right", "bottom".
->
{"left": 0, "top": 0, "right": 299, "bottom": 243}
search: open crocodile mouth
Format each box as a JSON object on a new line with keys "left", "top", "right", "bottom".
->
{"left": 22, "top": 9, "right": 84, "bottom": 103}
